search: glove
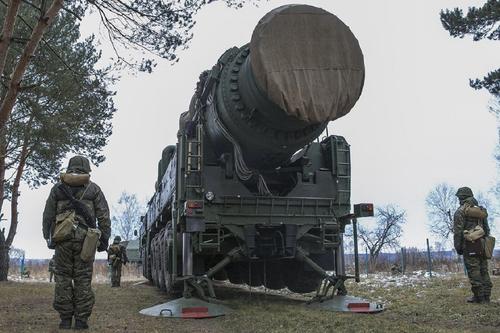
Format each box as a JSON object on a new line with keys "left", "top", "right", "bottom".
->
{"left": 97, "top": 238, "right": 108, "bottom": 252}
{"left": 46, "top": 238, "right": 56, "bottom": 250}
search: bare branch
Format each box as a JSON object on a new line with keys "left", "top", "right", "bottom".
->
{"left": 358, "top": 204, "right": 406, "bottom": 271}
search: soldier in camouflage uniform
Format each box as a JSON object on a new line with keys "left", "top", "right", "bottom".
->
{"left": 42, "top": 156, "right": 111, "bottom": 329}
{"left": 107, "top": 236, "right": 128, "bottom": 287}
{"left": 453, "top": 187, "right": 492, "bottom": 304}
{"left": 48, "top": 255, "right": 55, "bottom": 282}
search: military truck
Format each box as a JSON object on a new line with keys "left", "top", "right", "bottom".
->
{"left": 139, "top": 4, "right": 373, "bottom": 302}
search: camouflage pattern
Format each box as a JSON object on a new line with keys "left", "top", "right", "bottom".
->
{"left": 48, "top": 257, "right": 55, "bottom": 282}
{"left": 42, "top": 181, "right": 111, "bottom": 241}
{"left": 108, "top": 239, "right": 128, "bottom": 287}
{"left": 453, "top": 194, "right": 492, "bottom": 301}
{"left": 67, "top": 155, "right": 91, "bottom": 173}
{"left": 463, "top": 255, "right": 492, "bottom": 300}
{"left": 54, "top": 239, "right": 94, "bottom": 320}
{"left": 42, "top": 156, "right": 110, "bottom": 321}
{"left": 455, "top": 187, "right": 474, "bottom": 200}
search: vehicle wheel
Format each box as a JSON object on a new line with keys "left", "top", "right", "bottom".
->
{"left": 263, "top": 261, "right": 285, "bottom": 290}
{"left": 283, "top": 260, "right": 321, "bottom": 293}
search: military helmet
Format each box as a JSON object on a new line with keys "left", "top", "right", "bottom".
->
{"left": 113, "top": 236, "right": 122, "bottom": 243}
{"left": 456, "top": 187, "right": 474, "bottom": 200}
{"left": 67, "top": 156, "right": 91, "bottom": 174}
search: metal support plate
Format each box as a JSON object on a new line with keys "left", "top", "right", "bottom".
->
{"left": 139, "top": 297, "right": 231, "bottom": 319}
{"left": 306, "top": 295, "right": 384, "bottom": 313}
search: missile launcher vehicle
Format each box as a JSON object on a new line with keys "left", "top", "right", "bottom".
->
{"left": 139, "top": 4, "right": 381, "bottom": 317}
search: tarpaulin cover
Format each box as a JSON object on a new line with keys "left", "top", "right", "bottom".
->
{"left": 250, "top": 4, "right": 365, "bottom": 124}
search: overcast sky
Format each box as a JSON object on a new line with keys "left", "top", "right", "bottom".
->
{"left": 4, "top": 0, "right": 498, "bottom": 259}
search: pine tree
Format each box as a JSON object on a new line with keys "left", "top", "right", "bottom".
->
{"left": 440, "top": 0, "right": 499, "bottom": 97}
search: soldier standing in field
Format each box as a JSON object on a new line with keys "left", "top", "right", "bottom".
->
{"left": 108, "top": 236, "right": 128, "bottom": 287}
{"left": 42, "top": 156, "right": 111, "bottom": 330}
{"left": 48, "top": 255, "right": 55, "bottom": 282}
{"left": 453, "top": 187, "right": 492, "bottom": 304}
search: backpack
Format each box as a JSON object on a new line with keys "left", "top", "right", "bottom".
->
{"left": 52, "top": 184, "right": 91, "bottom": 243}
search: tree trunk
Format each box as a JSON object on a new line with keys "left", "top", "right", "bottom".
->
{"left": 5, "top": 113, "right": 32, "bottom": 249}
{"left": 0, "top": 113, "right": 32, "bottom": 281}
{"left": 0, "top": 130, "right": 7, "bottom": 281}
{"left": 0, "top": 0, "right": 22, "bottom": 78}
{"left": 0, "top": 131, "right": 6, "bottom": 214}
{"left": 6, "top": 144, "right": 29, "bottom": 248}
{"left": 0, "top": 1, "right": 63, "bottom": 281}
{"left": 368, "top": 253, "right": 378, "bottom": 273}
{"left": 0, "top": 239, "right": 9, "bottom": 281}
{"left": 0, "top": 0, "right": 65, "bottom": 131}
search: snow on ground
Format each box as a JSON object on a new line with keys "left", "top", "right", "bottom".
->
{"left": 7, "top": 275, "right": 50, "bottom": 283}
{"left": 358, "top": 270, "right": 451, "bottom": 290}
{"left": 7, "top": 274, "right": 144, "bottom": 284}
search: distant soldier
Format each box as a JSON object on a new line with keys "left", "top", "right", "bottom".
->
{"left": 391, "top": 263, "right": 402, "bottom": 275}
{"left": 21, "top": 266, "right": 30, "bottom": 278}
{"left": 453, "top": 187, "right": 492, "bottom": 304}
{"left": 108, "top": 236, "right": 128, "bottom": 287}
{"left": 48, "top": 255, "right": 56, "bottom": 282}
{"left": 42, "top": 156, "right": 111, "bottom": 330}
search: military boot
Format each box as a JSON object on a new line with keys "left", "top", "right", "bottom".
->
{"left": 58, "top": 318, "right": 72, "bottom": 329}
{"left": 74, "top": 319, "right": 89, "bottom": 330}
{"left": 466, "top": 295, "right": 484, "bottom": 303}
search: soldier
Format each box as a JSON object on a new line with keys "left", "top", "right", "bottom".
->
{"left": 42, "top": 156, "right": 110, "bottom": 330}
{"left": 391, "top": 262, "right": 402, "bottom": 275}
{"left": 108, "top": 236, "right": 128, "bottom": 287}
{"left": 453, "top": 186, "right": 492, "bottom": 304}
{"left": 48, "top": 255, "right": 55, "bottom": 282}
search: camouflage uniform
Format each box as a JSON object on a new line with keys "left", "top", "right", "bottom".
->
{"left": 42, "top": 156, "right": 110, "bottom": 329}
{"left": 48, "top": 256, "right": 55, "bottom": 282}
{"left": 107, "top": 236, "right": 128, "bottom": 287}
{"left": 453, "top": 187, "right": 492, "bottom": 303}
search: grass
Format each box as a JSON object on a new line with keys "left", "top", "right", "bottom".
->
{"left": 0, "top": 274, "right": 499, "bottom": 332}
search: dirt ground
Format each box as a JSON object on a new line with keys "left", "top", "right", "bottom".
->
{"left": 0, "top": 274, "right": 499, "bottom": 333}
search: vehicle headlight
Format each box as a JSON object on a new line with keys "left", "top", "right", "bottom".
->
{"left": 205, "top": 191, "right": 215, "bottom": 202}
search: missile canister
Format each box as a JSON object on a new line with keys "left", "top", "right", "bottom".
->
{"left": 203, "top": 4, "right": 365, "bottom": 169}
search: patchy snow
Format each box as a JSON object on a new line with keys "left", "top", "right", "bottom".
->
{"left": 7, "top": 275, "right": 50, "bottom": 283}
{"left": 357, "top": 271, "right": 451, "bottom": 289}
{"left": 7, "top": 274, "right": 144, "bottom": 284}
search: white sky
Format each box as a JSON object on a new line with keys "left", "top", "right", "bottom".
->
{"left": 3, "top": 0, "right": 499, "bottom": 258}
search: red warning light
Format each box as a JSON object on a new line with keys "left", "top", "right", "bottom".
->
{"left": 186, "top": 201, "right": 203, "bottom": 209}
{"left": 354, "top": 203, "right": 374, "bottom": 218}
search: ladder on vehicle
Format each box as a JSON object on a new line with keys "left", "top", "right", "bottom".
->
{"left": 322, "top": 220, "right": 340, "bottom": 249}
{"left": 185, "top": 124, "right": 204, "bottom": 198}
{"left": 198, "top": 226, "right": 222, "bottom": 252}
{"left": 332, "top": 137, "right": 351, "bottom": 205}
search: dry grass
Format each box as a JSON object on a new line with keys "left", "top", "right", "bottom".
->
{"left": 8, "top": 260, "right": 142, "bottom": 283}
{"left": 0, "top": 273, "right": 499, "bottom": 333}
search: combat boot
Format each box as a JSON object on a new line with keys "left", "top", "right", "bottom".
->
{"left": 466, "top": 295, "right": 483, "bottom": 303}
{"left": 74, "top": 319, "right": 89, "bottom": 330}
{"left": 58, "top": 318, "right": 72, "bottom": 329}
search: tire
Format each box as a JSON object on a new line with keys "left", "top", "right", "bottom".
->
{"left": 157, "top": 230, "right": 166, "bottom": 291}
{"left": 239, "top": 261, "right": 263, "bottom": 287}
{"left": 226, "top": 263, "right": 244, "bottom": 284}
{"left": 283, "top": 260, "right": 322, "bottom": 293}
{"left": 263, "top": 261, "right": 285, "bottom": 290}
